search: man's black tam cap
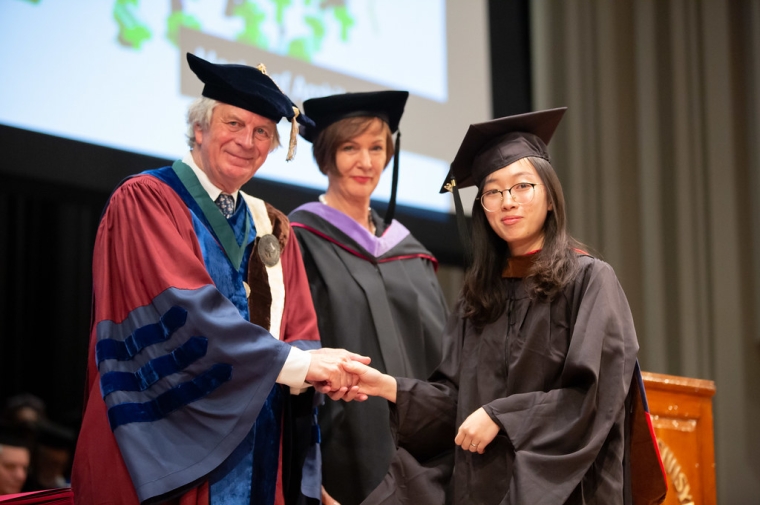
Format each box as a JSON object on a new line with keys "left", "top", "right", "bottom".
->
{"left": 441, "top": 107, "right": 567, "bottom": 193}
{"left": 186, "top": 52, "right": 314, "bottom": 160}
{"left": 298, "top": 91, "right": 409, "bottom": 143}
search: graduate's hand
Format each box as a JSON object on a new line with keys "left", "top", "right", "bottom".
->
{"left": 306, "top": 348, "right": 370, "bottom": 392}
{"left": 325, "top": 385, "right": 368, "bottom": 402}
{"left": 455, "top": 407, "right": 500, "bottom": 455}
{"left": 341, "top": 361, "right": 397, "bottom": 403}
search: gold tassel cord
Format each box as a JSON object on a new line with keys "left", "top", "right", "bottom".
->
{"left": 256, "top": 63, "right": 299, "bottom": 162}
{"left": 287, "top": 107, "right": 299, "bottom": 162}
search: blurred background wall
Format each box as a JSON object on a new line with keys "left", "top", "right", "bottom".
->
{"left": 525, "top": 1, "right": 760, "bottom": 502}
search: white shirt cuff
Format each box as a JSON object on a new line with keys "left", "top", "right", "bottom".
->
{"left": 276, "top": 346, "right": 312, "bottom": 394}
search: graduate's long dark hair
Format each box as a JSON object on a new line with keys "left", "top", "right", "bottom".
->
{"left": 461, "top": 156, "right": 583, "bottom": 329}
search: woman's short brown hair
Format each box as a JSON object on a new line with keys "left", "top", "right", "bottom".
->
{"left": 312, "top": 116, "right": 394, "bottom": 175}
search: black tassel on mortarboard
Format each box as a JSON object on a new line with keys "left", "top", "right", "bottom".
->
{"left": 445, "top": 178, "right": 473, "bottom": 267}
{"left": 384, "top": 131, "right": 401, "bottom": 226}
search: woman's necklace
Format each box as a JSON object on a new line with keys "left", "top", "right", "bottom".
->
{"left": 319, "top": 194, "right": 375, "bottom": 235}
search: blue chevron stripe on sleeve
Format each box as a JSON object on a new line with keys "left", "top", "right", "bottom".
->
{"left": 99, "top": 336, "right": 209, "bottom": 397}
{"left": 107, "top": 363, "right": 233, "bottom": 429}
{"left": 96, "top": 306, "right": 188, "bottom": 364}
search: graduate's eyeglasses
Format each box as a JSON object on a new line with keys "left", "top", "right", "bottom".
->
{"left": 480, "top": 183, "right": 543, "bottom": 212}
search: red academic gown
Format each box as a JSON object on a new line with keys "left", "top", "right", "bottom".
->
{"left": 71, "top": 171, "right": 319, "bottom": 505}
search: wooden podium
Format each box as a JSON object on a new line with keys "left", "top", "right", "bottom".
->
{"left": 641, "top": 372, "right": 716, "bottom": 505}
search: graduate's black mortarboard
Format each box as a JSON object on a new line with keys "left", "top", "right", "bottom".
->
{"left": 442, "top": 107, "right": 567, "bottom": 263}
{"left": 186, "top": 53, "right": 314, "bottom": 161}
{"left": 441, "top": 107, "right": 567, "bottom": 193}
{"left": 300, "top": 91, "right": 409, "bottom": 225}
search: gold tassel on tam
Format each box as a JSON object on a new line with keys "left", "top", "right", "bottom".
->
{"left": 255, "top": 63, "right": 300, "bottom": 162}
{"left": 287, "top": 106, "right": 299, "bottom": 161}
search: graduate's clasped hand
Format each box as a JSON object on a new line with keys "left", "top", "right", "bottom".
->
{"left": 329, "top": 360, "right": 388, "bottom": 403}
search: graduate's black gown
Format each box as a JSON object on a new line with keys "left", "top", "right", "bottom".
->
{"left": 366, "top": 253, "right": 645, "bottom": 505}
{"left": 289, "top": 203, "right": 448, "bottom": 505}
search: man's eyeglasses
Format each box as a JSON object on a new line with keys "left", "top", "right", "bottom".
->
{"left": 480, "top": 183, "right": 543, "bottom": 212}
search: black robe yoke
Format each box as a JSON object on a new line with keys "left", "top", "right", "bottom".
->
{"left": 289, "top": 203, "right": 448, "bottom": 505}
{"left": 373, "top": 255, "right": 640, "bottom": 505}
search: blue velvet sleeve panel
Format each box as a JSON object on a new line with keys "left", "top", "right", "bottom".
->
{"left": 96, "top": 285, "right": 291, "bottom": 503}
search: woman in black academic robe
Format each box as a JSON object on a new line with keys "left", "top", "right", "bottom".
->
{"left": 338, "top": 108, "right": 667, "bottom": 505}
{"left": 288, "top": 91, "right": 448, "bottom": 505}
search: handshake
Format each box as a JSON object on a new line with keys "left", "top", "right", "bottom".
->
{"left": 304, "top": 348, "right": 397, "bottom": 403}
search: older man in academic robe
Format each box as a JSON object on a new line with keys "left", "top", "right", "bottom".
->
{"left": 71, "top": 53, "right": 366, "bottom": 505}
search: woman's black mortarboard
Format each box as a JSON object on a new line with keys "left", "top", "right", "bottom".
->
{"left": 441, "top": 107, "right": 567, "bottom": 263}
{"left": 186, "top": 53, "right": 314, "bottom": 161}
{"left": 300, "top": 91, "right": 409, "bottom": 225}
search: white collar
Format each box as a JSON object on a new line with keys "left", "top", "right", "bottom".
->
{"left": 183, "top": 152, "right": 239, "bottom": 205}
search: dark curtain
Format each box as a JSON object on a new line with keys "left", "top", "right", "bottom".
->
{"left": 0, "top": 173, "right": 108, "bottom": 431}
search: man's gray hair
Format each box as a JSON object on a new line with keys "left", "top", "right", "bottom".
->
{"left": 185, "top": 97, "right": 281, "bottom": 152}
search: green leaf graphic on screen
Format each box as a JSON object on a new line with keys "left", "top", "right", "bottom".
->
{"left": 333, "top": 5, "right": 354, "bottom": 42}
{"left": 272, "top": 0, "right": 292, "bottom": 25}
{"left": 167, "top": 11, "right": 202, "bottom": 48}
{"left": 108, "top": 0, "right": 355, "bottom": 60}
{"left": 235, "top": 1, "right": 269, "bottom": 49}
{"left": 230, "top": 0, "right": 355, "bottom": 63}
{"left": 288, "top": 38, "right": 310, "bottom": 61}
{"left": 305, "top": 15, "right": 326, "bottom": 50}
{"left": 114, "top": 0, "right": 151, "bottom": 49}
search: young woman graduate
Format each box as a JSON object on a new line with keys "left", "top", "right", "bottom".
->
{"left": 339, "top": 108, "right": 668, "bottom": 505}
{"left": 288, "top": 91, "right": 448, "bottom": 505}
